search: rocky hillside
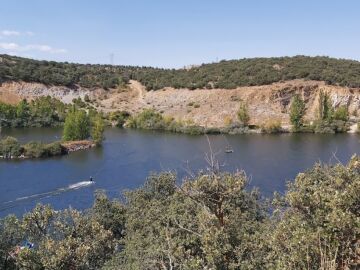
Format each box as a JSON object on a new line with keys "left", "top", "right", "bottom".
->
{"left": 1, "top": 79, "right": 359, "bottom": 129}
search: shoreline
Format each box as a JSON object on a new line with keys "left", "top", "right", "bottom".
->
{"left": 0, "top": 140, "right": 95, "bottom": 160}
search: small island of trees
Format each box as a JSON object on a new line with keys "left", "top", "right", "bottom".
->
{"left": 0, "top": 99, "right": 105, "bottom": 159}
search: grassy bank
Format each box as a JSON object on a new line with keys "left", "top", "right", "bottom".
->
{"left": 0, "top": 136, "right": 94, "bottom": 159}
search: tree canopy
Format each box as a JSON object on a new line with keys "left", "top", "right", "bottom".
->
{"left": 0, "top": 156, "right": 359, "bottom": 269}
{"left": 2, "top": 54, "right": 360, "bottom": 90}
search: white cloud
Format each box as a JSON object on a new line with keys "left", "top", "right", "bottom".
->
{"left": 0, "top": 42, "right": 20, "bottom": 50}
{"left": 0, "top": 42, "right": 67, "bottom": 54}
{"left": 0, "top": 30, "right": 35, "bottom": 37}
{"left": 1, "top": 30, "right": 20, "bottom": 36}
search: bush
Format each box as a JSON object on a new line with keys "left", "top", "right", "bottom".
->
{"left": 261, "top": 120, "right": 282, "bottom": 133}
{"left": 0, "top": 136, "right": 22, "bottom": 157}
{"left": 23, "top": 141, "right": 47, "bottom": 158}
{"left": 271, "top": 156, "right": 360, "bottom": 269}
{"left": 44, "top": 142, "right": 63, "bottom": 156}
{"left": 314, "top": 119, "right": 349, "bottom": 133}
{"left": 109, "top": 111, "right": 130, "bottom": 127}
{"left": 126, "top": 109, "right": 165, "bottom": 130}
{"left": 237, "top": 102, "right": 250, "bottom": 125}
{"left": 84, "top": 94, "right": 90, "bottom": 102}
{"left": 333, "top": 105, "right": 349, "bottom": 121}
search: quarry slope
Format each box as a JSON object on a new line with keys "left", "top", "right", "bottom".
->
{"left": 1, "top": 79, "right": 359, "bottom": 128}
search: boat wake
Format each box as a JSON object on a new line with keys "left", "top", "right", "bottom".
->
{"left": 0, "top": 181, "right": 95, "bottom": 212}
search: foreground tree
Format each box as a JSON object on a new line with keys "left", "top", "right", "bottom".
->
{"left": 0, "top": 215, "right": 24, "bottom": 270}
{"left": 1, "top": 156, "right": 359, "bottom": 269}
{"left": 14, "top": 204, "right": 116, "bottom": 270}
{"left": 115, "top": 168, "right": 270, "bottom": 270}
{"left": 271, "top": 155, "right": 360, "bottom": 269}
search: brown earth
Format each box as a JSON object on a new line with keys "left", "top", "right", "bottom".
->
{"left": 1, "top": 79, "right": 360, "bottom": 129}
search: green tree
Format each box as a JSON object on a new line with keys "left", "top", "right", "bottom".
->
{"left": 237, "top": 102, "right": 250, "bottom": 125}
{"left": 270, "top": 156, "right": 360, "bottom": 269}
{"left": 0, "top": 215, "right": 24, "bottom": 270}
{"left": 16, "top": 99, "right": 30, "bottom": 120}
{"left": 318, "top": 90, "right": 333, "bottom": 121}
{"left": 120, "top": 170, "right": 269, "bottom": 269}
{"left": 17, "top": 204, "right": 116, "bottom": 270}
{"left": 91, "top": 115, "right": 105, "bottom": 145}
{"left": 290, "top": 94, "right": 306, "bottom": 131}
{"left": 62, "top": 110, "right": 90, "bottom": 141}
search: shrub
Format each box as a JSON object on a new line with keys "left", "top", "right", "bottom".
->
{"left": 261, "top": 120, "right": 282, "bottom": 133}
{"left": 23, "top": 141, "right": 47, "bottom": 158}
{"left": 0, "top": 136, "right": 22, "bottom": 157}
{"left": 84, "top": 94, "right": 90, "bottom": 102}
{"left": 237, "top": 102, "right": 250, "bottom": 125}
{"left": 333, "top": 105, "right": 349, "bottom": 121}
{"left": 271, "top": 156, "right": 360, "bottom": 269}
{"left": 223, "top": 115, "right": 233, "bottom": 126}
{"left": 44, "top": 142, "right": 63, "bottom": 156}
{"left": 126, "top": 109, "right": 165, "bottom": 130}
{"left": 109, "top": 111, "right": 130, "bottom": 127}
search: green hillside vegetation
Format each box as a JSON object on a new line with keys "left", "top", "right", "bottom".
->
{"left": 0, "top": 156, "right": 358, "bottom": 269}
{"left": 1, "top": 54, "right": 360, "bottom": 90}
{"left": 0, "top": 97, "right": 68, "bottom": 127}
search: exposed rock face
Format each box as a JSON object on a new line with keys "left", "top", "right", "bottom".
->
{"left": 1, "top": 80, "right": 359, "bottom": 128}
{"left": 0, "top": 81, "right": 97, "bottom": 104}
{"left": 61, "top": 140, "right": 95, "bottom": 153}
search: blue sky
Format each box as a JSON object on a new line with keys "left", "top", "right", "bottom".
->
{"left": 1, "top": 0, "right": 359, "bottom": 67}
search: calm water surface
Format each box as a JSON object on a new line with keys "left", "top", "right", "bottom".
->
{"left": 0, "top": 127, "right": 359, "bottom": 217}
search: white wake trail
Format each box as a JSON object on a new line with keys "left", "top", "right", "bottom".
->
{"left": 0, "top": 180, "right": 95, "bottom": 212}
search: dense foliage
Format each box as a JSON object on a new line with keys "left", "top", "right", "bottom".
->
{"left": 0, "top": 136, "right": 64, "bottom": 158}
{"left": 126, "top": 109, "right": 221, "bottom": 135}
{"left": 62, "top": 109, "right": 105, "bottom": 143}
{"left": 0, "top": 156, "right": 358, "bottom": 269}
{"left": 312, "top": 91, "right": 350, "bottom": 133}
{"left": 62, "top": 110, "right": 91, "bottom": 141}
{"left": 0, "top": 97, "right": 68, "bottom": 127}
{"left": 2, "top": 54, "right": 360, "bottom": 90}
{"left": 290, "top": 94, "right": 306, "bottom": 131}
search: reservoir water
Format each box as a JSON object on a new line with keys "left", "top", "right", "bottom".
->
{"left": 0, "top": 127, "right": 359, "bottom": 217}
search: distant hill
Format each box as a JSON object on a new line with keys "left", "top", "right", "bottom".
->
{"left": 1, "top": 54, "right": 360, "bottom": 90}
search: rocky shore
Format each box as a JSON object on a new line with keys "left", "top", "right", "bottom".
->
{"left": 61, "top": 140, "right": 96, "bottom": 153}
